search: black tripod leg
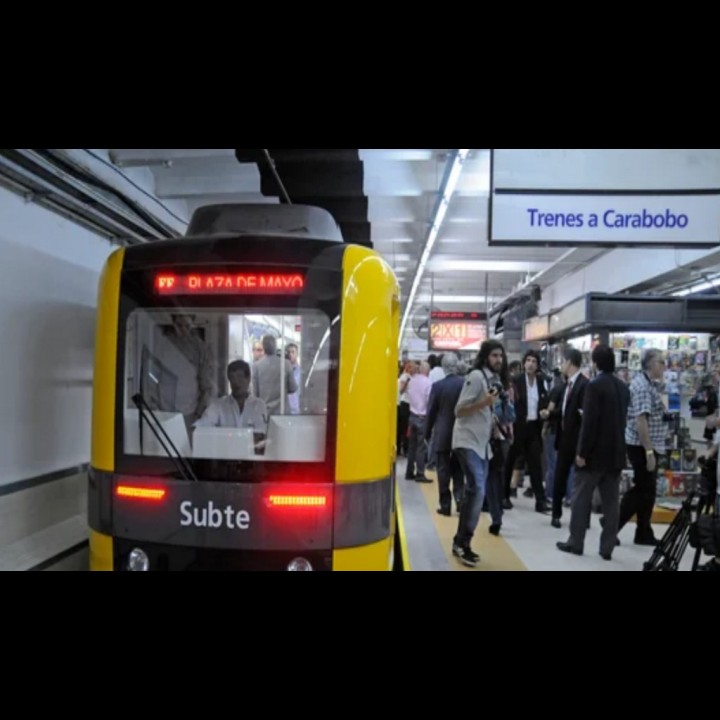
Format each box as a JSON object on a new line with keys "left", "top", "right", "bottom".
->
{"left": 644, "top": 504, "right": 691, "bottom": 571}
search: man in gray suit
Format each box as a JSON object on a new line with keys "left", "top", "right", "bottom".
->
{"left": 426, "top": 353, "right": 465, "bottom": 516}
{"left": 557, "top": 344, "right": 630, "bottom": 560}
{"left": 252, "top": 335, "right": 298, "bottom": 415}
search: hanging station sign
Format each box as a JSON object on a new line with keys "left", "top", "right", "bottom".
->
{"left": 489, "top": 149, "right": 720, "bottom": 248}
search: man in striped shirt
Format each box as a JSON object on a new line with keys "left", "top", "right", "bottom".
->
{"left": 617, "top": 348, "right": 668, "bottom": 546}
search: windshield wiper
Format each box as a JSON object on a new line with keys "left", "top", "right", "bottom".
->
{"left": 132, "top": 394, "right": 198, "bottom": 482}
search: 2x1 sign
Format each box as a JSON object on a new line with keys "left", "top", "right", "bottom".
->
{"left": 491, "top": 193, "right": 720, "bottom": 246}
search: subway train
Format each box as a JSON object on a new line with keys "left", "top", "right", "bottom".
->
{"left": 88, "top": 203, "right": 401, "bottom": 571}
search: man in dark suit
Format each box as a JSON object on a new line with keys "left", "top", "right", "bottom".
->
{"left": 545, "top": 348, "right": 588, "bottom": 528}
{"left": 557, "top": 344, "right": 630, "bottom": 560}
{"left": 426, "top": 353, "right": 465, "bottom": 516}
{"left": 505, "top": 350, "right": 552, "bottom": 513}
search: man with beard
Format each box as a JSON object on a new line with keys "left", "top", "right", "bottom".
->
{"left": 451, "top": 340, "right": 505, "bottom": 567}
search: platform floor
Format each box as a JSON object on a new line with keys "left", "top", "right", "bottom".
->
{"left": 397, "top": 458, "right": 699, "bottom": 571}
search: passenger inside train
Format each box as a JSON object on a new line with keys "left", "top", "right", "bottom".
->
{"left": 124, "top": 309, "right": 329, "bottom": 464}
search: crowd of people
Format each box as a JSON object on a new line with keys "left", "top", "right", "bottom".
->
{"left": 398, "top": 342, "right": 720, "bottom": 570}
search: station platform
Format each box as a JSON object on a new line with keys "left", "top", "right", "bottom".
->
{"left": 396, "top": 458, "right": 698, "bottom": 571}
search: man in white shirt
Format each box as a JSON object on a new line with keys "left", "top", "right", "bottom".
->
{"left": 405, "top": 362, "right": 432, "bottom": 482}
{"left": 504, "top": 350, "right": 552, "bottom": 513}
{"left": 428, "top": 355, "right": 446, "bottom": 385}
{"left": 195, "top": 360, "right": 268, "bottom": 432}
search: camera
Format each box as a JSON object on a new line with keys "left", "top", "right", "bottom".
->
{"left": 489, "top": 381, "right": 508, "bottom": 401}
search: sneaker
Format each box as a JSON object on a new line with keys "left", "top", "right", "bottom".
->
{"left": 458, "top": 547, "right": 480, "bottom": 567}
{"left": 453, "top": 543, "right": 479, "bottom": 559}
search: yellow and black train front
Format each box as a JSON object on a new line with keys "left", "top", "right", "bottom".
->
{"left": 88, "top": 205, "right": 399, "bottom": 571}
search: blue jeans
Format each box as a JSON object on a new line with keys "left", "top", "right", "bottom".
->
{"left": 544, "top": 432, "right": 557, "bottom": 499}
{"left": 453, "top": 448, "right": 489, "bottom": 549}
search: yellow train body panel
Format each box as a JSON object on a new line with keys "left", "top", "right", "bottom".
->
{"left": 89, "top": 530, "right": 114, "bottom": 571}
{"left": 91, "top": 248, "right": 124, "bottom": 473}
{"left": 336, "top": 246, "right": 400, "bottom": 484}
{"left": 333, "top": 536, "right": 393, "bottom": 571}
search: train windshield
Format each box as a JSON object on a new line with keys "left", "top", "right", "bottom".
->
{"left": 122, "top": 308, "right": 331, "bottom": 464}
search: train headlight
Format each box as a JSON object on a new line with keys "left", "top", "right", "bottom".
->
{"left": 127, "top": 548, "right": 150, "bottom": 571}
{"left": 287, "top": 557, "right": 313, "bottom": 571}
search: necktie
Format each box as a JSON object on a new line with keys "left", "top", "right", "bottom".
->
{"left": 564, "top": 380, "right": 574, "bottom": 417}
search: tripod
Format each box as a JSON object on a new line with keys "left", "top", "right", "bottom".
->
{"left": 643, "top": 493, "right": 696, "bottom": 571}
{"left": 642, "top": 488, "right": 715, "bottom": 571}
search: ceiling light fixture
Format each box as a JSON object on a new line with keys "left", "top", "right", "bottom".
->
{"left": 399, "top": 149, "right": 470, "bottom": 345}
{"left": 426, "top": 259, "right": 550, "bottom": 273}
{"left": 671, "top": 276, "right": 720, "bottom": 297}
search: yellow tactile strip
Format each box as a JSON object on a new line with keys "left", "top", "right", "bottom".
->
{"left": 418, "top": 471, "right": 528, "bottom": 571}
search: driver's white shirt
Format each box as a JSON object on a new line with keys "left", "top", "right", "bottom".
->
{"left": 194, "top": 395, "right": 267, "bottom": 429}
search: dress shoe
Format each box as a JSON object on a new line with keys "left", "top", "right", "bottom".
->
{"left": 599, "top": 552, "right": 612, "bottom": 561}
{"left": 551, "top": 517, "right": 561, "bottom": 529}
{"left": 415, "top": 475, "right": 432, "bottom": 483}
{"left": 634, "top": 536, "right": 659, "bottom": 547}
{"left": 556, "top": 541, "right": 583, "bottom": 556}
{"left": 437, "top": 508, "right": 451, "bottom": 517}
{"left": 535, "top": 502, "right": 552, "bottom": 514}
{"left": 502, "top": 498, "right": 513, "bottom": 510}
{"left": 488, "top": 523, "right": 501, "bottom": 536}
{"left": 523, "top": 488, "right": 535, "bottom": 498}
